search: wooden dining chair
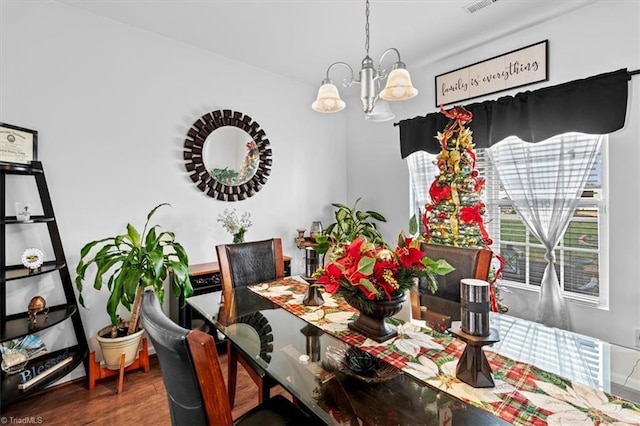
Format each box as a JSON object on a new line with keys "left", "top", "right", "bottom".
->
{"left": 215, "top": 238, "right": 284, "bottom": 408}
{"left": 140, "top": 290, "right": 321, "bottom": 426}
{"left": 416, "top": 243, "right": 492, "bottom": 328}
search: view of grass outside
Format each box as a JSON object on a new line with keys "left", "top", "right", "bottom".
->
{"left": 498, "top": 207, "right": 599, "bottom": 297}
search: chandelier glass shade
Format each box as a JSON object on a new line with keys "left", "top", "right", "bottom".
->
{"left": 365, "top": 99, "right": 395, "bottom": 122}
{"left": 312, "top": 80, "right": 346, "bottom": 113}
{"left": 311, "top": 0, "right": 418, "bottom": 121}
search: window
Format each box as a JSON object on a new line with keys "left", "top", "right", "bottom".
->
{"left": 407, "top": 134, "right": 607, "bottom": 303}
{"left": 491, "top": 315, "right": 607, "bottom": 393}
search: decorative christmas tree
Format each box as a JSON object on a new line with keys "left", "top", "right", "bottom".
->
{"left": 422, "top": 106, "right": 507, "bottom": 313}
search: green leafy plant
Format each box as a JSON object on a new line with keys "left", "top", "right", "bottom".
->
{"left": 75, "top": 203, "right": 192, "bottom": 336}
{"left": 314, "top": 198, "right": 387, "bottom": 258}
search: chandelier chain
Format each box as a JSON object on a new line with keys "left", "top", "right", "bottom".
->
{"left": 364, "top": 0, "right": 370, "bottom": 56}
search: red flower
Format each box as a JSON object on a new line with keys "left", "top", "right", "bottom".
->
{"left": 353, "top": 282, "right": 378, "bottom": 300}
{"left": 345, "top": 237, "right": 365, "bottom": 258}
{"left": 373, "top": 259, "right": 397, "bottom": 280}
{"left": 316, "top": 233, "right": 438, "bottom": 303}
{"left": 396, "top": 246, "right": 425, "bottom": 269}
{"left": 316, "top": 263, "right": 343, "bottom": 294}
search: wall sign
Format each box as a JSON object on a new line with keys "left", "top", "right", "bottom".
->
{"left": 0, "top": 123, "right": 38, "bottom": 165}
{"left": 435, "top": 40, "right": 548, "bottom": 107}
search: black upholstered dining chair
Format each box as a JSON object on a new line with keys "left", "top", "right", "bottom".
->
{"left": 416, "top": 243, "right": 492, "bottom": 325}
{"left": 140, "top": 290, "right": 320, "bottom": 426}
{"left": 215, "top": 238, "right": 284, "bottom": 408}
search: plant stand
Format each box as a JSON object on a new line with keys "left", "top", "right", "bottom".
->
{"left": 346, "top": 293, "right": 407, "bottom": 343}
{"left": 88, "top": 338, "right": 150, "bottom": 393}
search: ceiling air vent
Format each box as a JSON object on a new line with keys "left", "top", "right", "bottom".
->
{"left": 463, "top": 0, "right": 498, "bottom": 14}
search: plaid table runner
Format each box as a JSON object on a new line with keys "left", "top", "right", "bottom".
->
{"left": 249, "top": 278, "right": 640, "bottom": 425}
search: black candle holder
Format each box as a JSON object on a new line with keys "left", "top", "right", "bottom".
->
{"left": 450, "top": 324, "right": 500, "bottom": 388}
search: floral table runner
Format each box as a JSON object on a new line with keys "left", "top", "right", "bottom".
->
{"left": 249, "top": 278, "right": 640, "bottom": 425}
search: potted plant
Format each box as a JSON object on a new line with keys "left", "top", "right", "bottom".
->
{"left": 313, "top": 197, "right": 387, "bottom": 262}
{"left": 75, "top": 203, "right": 192, "bottom": 369}
{"left": 314, "top": 217, "right": 454, "bottom": 342}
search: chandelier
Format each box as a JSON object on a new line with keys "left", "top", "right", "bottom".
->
{"left": 311, "top": 0, "right": 418, "bottom": 122}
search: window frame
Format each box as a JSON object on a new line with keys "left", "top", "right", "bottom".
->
{"left": 407, "top": 135, "right": 609, "bottom": 308}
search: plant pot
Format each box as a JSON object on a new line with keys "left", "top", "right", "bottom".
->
{"left": 96, "top": 326, "right": 144, "bottom": 370}
{"left": 346, "top": 292, "right": 407, "bottom": 343}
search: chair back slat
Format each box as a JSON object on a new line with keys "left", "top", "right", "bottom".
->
{"left": 187, "top": 330, "right": 234, "bottom": 426}
{"left": 141, "top": 290, "right": 232, "bottom": 426}
{"left": 419, "top": 243, "right": 492, "bottom": 321}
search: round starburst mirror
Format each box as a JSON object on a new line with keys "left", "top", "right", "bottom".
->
{"left": 184, "top": 110, "right": 272, "bottom": 201}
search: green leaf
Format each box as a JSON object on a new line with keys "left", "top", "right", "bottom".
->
{"left": 145, "top": 226, "right": 159, "bottom": 249}
{"left": 148, "top": 249, "right": 164, "bottom": 277}
{"left": 366, "top": 211, "right": 387, "bottom": 222}
{"left": 127, "top": 223, "right": 141, "bottom": 247}
{"left": 357, "top": 278, "right": 379, "bottom": 296}
{"left": 356, "top": 256, "right": 375, "bottom": 276}
{"left": 409, "top": 214, "right": 418, "bottom": 235}
{"left": 330, "top": 202, "right": 350, "bottom": 210}
{"left": 106, "top": 279, "right": 124, "bottom": 326}
{"left": 355, "top": 210, "right": 369, "bottom": 221}
{"left": 335, "top": 209, "right": 348, "bottom": 223}
{"left": 423, "top": 257, "right": 455, "bottom": 275}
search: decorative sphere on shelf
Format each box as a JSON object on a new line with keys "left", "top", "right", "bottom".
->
{"left": 28, "top": 295, "right": 47, "bottom": 314}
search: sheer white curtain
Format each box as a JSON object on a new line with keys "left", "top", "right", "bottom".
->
{"left": 407, "top": 151, "right": 438, "bottom": 223}
{"left": 487, "top": 133, "right": 603, "bottom": 330}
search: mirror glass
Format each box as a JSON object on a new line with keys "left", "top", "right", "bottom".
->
{"left": 203, "top": 127, "right": 259, "bottom": 186}
{"left": 184, "top": 109, "right": 272, "bottom": 202}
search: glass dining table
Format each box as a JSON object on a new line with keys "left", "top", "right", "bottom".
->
{"left": 188, "top": 284, "right": 510, "bottom": 425}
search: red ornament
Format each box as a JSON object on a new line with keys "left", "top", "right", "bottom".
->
{"left": 429, "top": 181, "right": 451, "bottom": 204}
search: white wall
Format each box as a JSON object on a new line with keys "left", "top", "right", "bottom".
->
{"left": 1, "top": 1, "right": 347, "bottom": 379}
{"left": 348, "top": 1, "right": 640, "bottom": 348}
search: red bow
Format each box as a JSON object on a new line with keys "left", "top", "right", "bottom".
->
{"left": 459, "top": 204, "right": 489, "bottom": 242}
{"left": 439, "top": 106, "right": 473, "bottom": 149}
{"left": 442, "top": 105, "right": 473, "bottom": 123}
{"left": 421, "top": 211, "right": 431, "bottom": 239}
{"left": 489, "top": 254, "right": 507, "bottom": 312}
{"left": 429, "top": 180, "right": 451, "bottom": 204}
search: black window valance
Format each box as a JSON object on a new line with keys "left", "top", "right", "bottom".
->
{"left": 398, "top": 68, "right": 632, "bottom": 158}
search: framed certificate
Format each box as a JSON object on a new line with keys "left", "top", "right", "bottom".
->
{"left": 0, "top": 123, "right": 38, "bottom": 165}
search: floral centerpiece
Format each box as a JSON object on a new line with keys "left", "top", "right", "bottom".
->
{"left": 316, "top": 233, "right": 454, "bottom": 315}
{"left": 217, "top": 208, "right": 252, "bottom": 243}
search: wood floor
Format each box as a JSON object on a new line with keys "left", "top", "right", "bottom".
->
{"left": 2, "top": 354, "right": 289, "bottom": 425}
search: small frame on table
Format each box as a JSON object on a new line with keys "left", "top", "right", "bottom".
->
{"left": 0, "top": 123, "right": 38, "bottom": 165}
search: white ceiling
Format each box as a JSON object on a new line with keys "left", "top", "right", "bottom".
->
{"left": 57, "top": 0, "right": 598, "bottom": 87}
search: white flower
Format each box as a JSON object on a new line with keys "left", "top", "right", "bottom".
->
{"left": 217, "top": 208, "right": 252, "bottom": 235}
{"left": 393, "top": 323, "right": 445, "bottom": 357}
{"left": 521, "top": 380, "right": 640, "bottom": 425}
